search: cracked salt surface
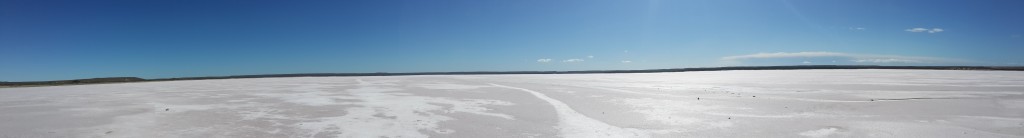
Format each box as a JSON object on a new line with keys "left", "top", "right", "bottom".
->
{"left": 1, "top": 70, "right": 1023, "bottom": 137}
{"left": 290, "top": 80, "right": 517, "bottom": 138}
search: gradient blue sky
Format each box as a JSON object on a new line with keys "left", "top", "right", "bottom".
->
{"left": 2, "top": 0, "right": 1023, "bottom": 81}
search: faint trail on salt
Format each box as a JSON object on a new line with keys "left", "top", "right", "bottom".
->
{"left": 764, "top": 97, "right": 873, "bottom": 103}
{"left": 490, "top": 83, "right": 650, "bottom": 138}
{"left": 589, "top": 86, "right": 687, "bottom": 98}
{"left": 355, "top": 79, "right": 370, "bottom": 85}
{"left": 592, "top": 86, "right": 873, "bottom": 103}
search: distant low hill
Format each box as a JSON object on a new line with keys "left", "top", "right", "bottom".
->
{"left": 0, "top": 77, "right": 144, "bottom": 87}
{"left": 3, "top": 65, "right": 1023, "bottom": 87}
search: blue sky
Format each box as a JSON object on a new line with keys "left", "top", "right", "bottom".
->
{"left": 2, "top": 0, "right": 1022, "bottom": 81}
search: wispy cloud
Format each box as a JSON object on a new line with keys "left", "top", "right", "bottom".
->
{"left": 721, "top": 52, "right": 847, "bottom": 60}
{"left": 802, "top": 61, "right": 812, "bottom": 64}
{"left": 906, "top": 28, "right": 928, "bottom": 32}
{"left": 721, "top": 52, "right": 968, "bottom": 64}
{"left": 621, "top": 60, "right": 632, "bottom": 63}
{"left": 906, "top": 28, "right": 944, "bottom": 33}
{"left": 587, "top": 55, "right": 594, "bottom": 58}
{"left": 537, "top": 59, "right": 552, "bottom": 63}
{"left": 563, "top": 59, "right": 584, "bottom": 62}
{"left": 851, "top": 58, "right": 922, "bottom": 63}
{"left": 849, "top": 27, "right": 866, "bottom": 31}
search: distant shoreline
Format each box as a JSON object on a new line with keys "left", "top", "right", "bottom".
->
{"left": 3, "top": 65, "right": 1023, "bottom": 88}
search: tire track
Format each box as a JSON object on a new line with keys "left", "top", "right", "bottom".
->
{"left": 489, "top": 83, "right": 650, "bottom": 138}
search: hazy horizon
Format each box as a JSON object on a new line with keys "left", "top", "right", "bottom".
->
{"left": 6, "top": 65, "right": 1022, "bottom": 82}
{"left": 3, "top": 0, "right": 1023, "bottom": 81}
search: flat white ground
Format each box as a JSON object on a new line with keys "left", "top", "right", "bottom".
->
{"left": 1, "top": 69, "right": 1023, "bottom": 138}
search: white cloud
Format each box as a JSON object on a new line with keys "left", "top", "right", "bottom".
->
{"left": 621, "top": 60, "right": 632, "bottom": 63}
{"left": 563, "top": 59, "right": 584, "bottom": 62}
{"left": 906, "top": 28, "right": 944, "bottom": 33}
{"left": 721, "top": 51, "right": 967, "bottom": 64}
{"left": 849, "top": 27, "right": 866, "bottom": 31}
{"left": 537, "top": 59, "right": 552, "bottom": 63}
{"left": 906, "top": 28, "right": 929, "bottom": 32}
{"left": 851, "top": 58, "right": 922, "bottom": 63}
{"left": 587, "top": 55, "right": 594, "bottom": 58}
{"left": 802, "top": 61, "right": 812, "bottom": 64}
{"left": 721, "top": 52, "right": 847, "bottom": 60}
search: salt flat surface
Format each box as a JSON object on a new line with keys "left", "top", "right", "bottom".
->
{"left": 1, "top": 69, "right": 1023, "bottom": 138}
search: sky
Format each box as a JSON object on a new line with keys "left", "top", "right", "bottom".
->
{"left": 2, "top": 0, "right": 1023, "bottom": 81}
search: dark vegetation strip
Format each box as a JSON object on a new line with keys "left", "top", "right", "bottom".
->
{"left": 3, "top": 65, "right": 1023, "bottom": 88}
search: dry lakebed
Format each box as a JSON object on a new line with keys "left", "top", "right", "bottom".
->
{"left": 1, "top": 69, "right": 1023, "bottom": 138}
